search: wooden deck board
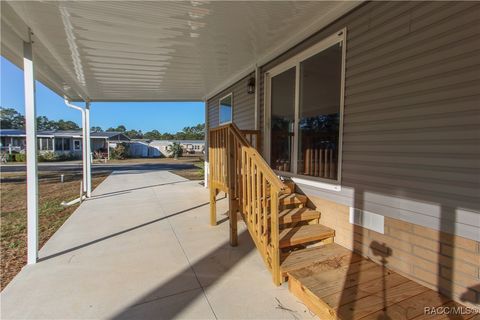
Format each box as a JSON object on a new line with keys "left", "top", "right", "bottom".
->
{"left": 337, "top": 280, "right": 430, "bottom": 319}
{"left": 286, "top": 243, "right": 474, "bottom": 320}
{"left": 360, "top": 290, "right": 451, "bottom": 320}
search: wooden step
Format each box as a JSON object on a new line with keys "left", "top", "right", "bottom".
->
{"left": 278, "top": 207, "right": 320, "bottom": 225}
{"left": 279, "top": 193, "right": 307, "bottom": 207}
{"left": 280, "top": 243, "right": 362, "bottom": 276}
{"left": 279, "top": 224, "right": 334, "bottom": 248}
{"left": 283, "top": 180, "right": 295, "bottom": 193}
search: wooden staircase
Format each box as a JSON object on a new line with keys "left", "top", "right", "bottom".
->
{"left": 209, "top": 123, "right": 336, "bottom": 284}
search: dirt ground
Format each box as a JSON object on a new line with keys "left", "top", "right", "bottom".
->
{"left": 0, "top": 171, "right": 110, "bottom": 290}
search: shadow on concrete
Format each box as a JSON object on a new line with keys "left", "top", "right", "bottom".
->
{"left": 39, "top": 201, "right": 211, "bottom": 262}
{"left": 111, "top": 229, "right": 253, "bottom": 320}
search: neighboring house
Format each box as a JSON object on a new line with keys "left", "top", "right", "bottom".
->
{"left": 0, "top": 129, "right": 130, "bottom": 158}
{"left": 149, "top": 140, "right": 205, "bottom": 157}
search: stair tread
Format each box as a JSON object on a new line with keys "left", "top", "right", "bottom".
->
{"left": 278, "top": 207, "right": 320, "bottom": 224}
{"left": 279, "top": 193, "right": 307, "bottom": 204}
{"left": 279, "top": 224, "right": 334, "bottom": 248}
{"left": 280, "top": 243, "right": 362, "bottom": 275}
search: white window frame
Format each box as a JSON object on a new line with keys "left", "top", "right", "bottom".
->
{"left": 264, "top": 28, "right": 346, "bottom": 191}
{"left": 218, "top": 92, "right": 233, "bottom": 125}
{"left": 73, "top": 139, "right": 81, "bottom": 151}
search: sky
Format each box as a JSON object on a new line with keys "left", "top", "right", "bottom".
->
{"left": 0, "top": 56, "right": 205, "bottom": 133}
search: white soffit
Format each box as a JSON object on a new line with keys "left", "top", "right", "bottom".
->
{"left": 1, "top": 1, "right": 362, "bottom": 102}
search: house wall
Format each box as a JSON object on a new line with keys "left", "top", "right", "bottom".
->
{"left": 205, "top": 0, "right": 480, "bottom": 305}
{"left": 207, "top": 72, "right": 256, "bottom": 130}
{"left": 256, "top": 0, "right": 480, "bottom": 241}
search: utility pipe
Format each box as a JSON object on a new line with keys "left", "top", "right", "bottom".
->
{"left": 64, "top": 99, "right": 87, "bottom": 194}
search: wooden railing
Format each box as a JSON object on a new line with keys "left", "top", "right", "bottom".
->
{"left": 209, "top": 123, "right": 286, "bottom": 285}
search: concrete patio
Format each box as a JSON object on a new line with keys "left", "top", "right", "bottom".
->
{"left": 1, "top": 169, "right": 315, "bottom": 319}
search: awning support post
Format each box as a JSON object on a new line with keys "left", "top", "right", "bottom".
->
{"left": 24, "top": 39, "right": 39, "bottom": 265}
{"left": 85, "top": 101, "right": 92, "bottom": 197}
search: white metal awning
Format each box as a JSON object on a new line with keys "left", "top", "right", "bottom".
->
{"left": 1, "top": 1, "right": 360, "bottom": 102}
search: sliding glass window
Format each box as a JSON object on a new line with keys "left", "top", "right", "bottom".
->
{"left": 298, "top": 43, "right": 342, "bottom": 180}
{"left": 267, "top": 30, "right": 345, "bottom": 184}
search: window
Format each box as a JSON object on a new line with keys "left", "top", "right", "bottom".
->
{"left": 219, "top": 93, "right": 233, "bottom": 124}
{"left": 55, "top": 138, "right": 63, "bottom": 151}
{"left": 37, "top": 137, "right": 53, "bottom": 151}
{"left": 298, "top": 43, "right": 342, "bottom": 180}
{"left": 73, "top": 140, "right": 81, "bottom": 151}
{"left": 54, "top": 137, "right": 72, "bottom": 151}
{"left": 266, "top": 30, "right": 345, "bottom": 184}
{"left": 63, "top": 138, "right": 72, "bottom": 151}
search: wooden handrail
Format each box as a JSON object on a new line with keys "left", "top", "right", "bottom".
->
{"left": 209, "top": 123, "right": 286, "bottom": 284}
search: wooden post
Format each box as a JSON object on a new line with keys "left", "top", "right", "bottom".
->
{"left": 210, "top": 184, "right": 217, "bottom": 226}
{"left": 271, "top": 190, "right": 281, "bottom": 285}
{"left": 228, "top": 128, "right": 238, "bottom": 246}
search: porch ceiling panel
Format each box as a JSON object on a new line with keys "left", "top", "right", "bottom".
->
{"left": 1, "top": 1, "right": 361, "bottom": 102}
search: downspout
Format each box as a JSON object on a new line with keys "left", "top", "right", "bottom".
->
{"left": 64, "top": 99, "right": 87, "bottom": 194}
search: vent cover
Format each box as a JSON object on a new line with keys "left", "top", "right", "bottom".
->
{"left": 349, "top": 207, "right": 384, "bottom": 234}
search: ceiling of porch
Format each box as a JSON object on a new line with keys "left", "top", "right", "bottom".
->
{"left": 1, "top": 1, "right": 360, "bottom": 102}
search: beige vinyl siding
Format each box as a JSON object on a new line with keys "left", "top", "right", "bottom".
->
{"left": 207, "top": 73, "right": 255, "bottom": 130}
{"left": 258, "top": 1, "right": 480, "bottom": 241}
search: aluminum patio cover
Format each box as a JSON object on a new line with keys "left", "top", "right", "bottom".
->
{"left": 1, "top": 1, "right": 360, "bottom": 102}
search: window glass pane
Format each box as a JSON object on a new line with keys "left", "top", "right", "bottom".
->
{"left": 270, "top": 67, "right": 296, "bottom": 172}
{"left": 219, "top": 94, "right": 232, "bottom": 124}
{"left": 48, "top": 138, "right": 53, "bottom": 150}
{"left": 298, "top": 42, "right": 342, "bottom": 180}
{"left": 63, "top": 138, "right": 71, "bottom": 151}
{"left": 55, "top": 138, "right": 63, "bottom": 151}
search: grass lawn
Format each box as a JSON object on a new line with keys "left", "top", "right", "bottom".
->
{"left": 0, "top": 171, "right": 110, "bottom": 290}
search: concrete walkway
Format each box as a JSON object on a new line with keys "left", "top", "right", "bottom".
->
{"left": 1, "top": 170, "right": 315, "bottom": 319}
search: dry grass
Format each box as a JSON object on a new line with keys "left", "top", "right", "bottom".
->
{"left": 171, "top": 159, "right": 204, "bottom": 180}
{"left": 0, "top": 171, "right": 110, "bottom": 290}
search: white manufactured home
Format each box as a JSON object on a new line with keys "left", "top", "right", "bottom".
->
{"left": 1, "top": 1, "right": 478, "bottom": 318}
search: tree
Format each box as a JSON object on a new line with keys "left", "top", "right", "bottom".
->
{"left": 107, "top": 125, "right": 127, "bottom": 132}
{"left": 55, "top": 119, "right": 80, "bottom": 130}
{"left": 144, "top": 129, "right": 163, "bottom": 140}
{"left": 91, "top": 126, "right": 103, "bottom": 132}
{"left": 0, "top": 107, "right": 25, "bottom": 129}
{"left": 125, "top": 129, "right": 143, "bottom": 139}
{"left": 175, "top": 123, "right": 205, "bottom": 140}
{"left": 167, "top": 142, "right": 183, "bottom": 159}
{"left": 37, "top": 116, "right": 57, "bottom": 130}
